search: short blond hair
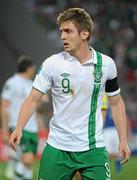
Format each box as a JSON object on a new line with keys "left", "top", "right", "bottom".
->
{"left": 57, "top": 8, "right": 93, "bottom": 41}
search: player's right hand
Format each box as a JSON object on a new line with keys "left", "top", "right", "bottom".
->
{"left": 9, "top": 129, "right": 22, "bottom": 151}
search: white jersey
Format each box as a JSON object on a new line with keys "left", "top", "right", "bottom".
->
{"left": 1, "top": 74, "right": 38, "bottom": 132}
{"left": 33, "top": 48, "right": 120, "bottom": 151}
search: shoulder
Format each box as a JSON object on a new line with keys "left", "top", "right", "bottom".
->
{"left": 100, "top": 52, "right": 115, "bottom": 66}
{"left": 92, "top": 47, "right": 115, "bottom": 66}
{"left": 4, "top": 74, "right": 17, "bottom": 86}
{"left": 42, "top": 52, "right": 66, "bottom": 67}
{"left": 98, "top": 52, "right": 116, "bottom": 71}
{"left": 2, "top": 75, "right": 17, "bottom": 94}
{"left": 99, "top": 52, "right": 118, "bottom": 79}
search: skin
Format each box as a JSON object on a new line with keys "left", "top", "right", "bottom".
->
{"left": 1, "top": 100, "right": 9, "bottom": 143}
{"left": 9, "top": 21, "right": 130, "bottom": 174}
{"left": 108, "top": 95, "right": 131, "bottom": 164}
{"left": 59, "top": 21, "right": 91, "bottom": 64}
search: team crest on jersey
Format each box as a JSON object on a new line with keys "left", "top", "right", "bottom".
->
{"left": 94, "top": 71, "right": 102, "bottom": 83}
{"left": 60, "top": 73, "right": 70, "bottom": 77}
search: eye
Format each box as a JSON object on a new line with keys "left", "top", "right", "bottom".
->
{"left": 59, "top": 30, "right": 62, "bottom": 35}
{"left": 65, "top": 29, "right": 72, "bottom": 33}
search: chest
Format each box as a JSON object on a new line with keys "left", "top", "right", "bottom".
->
{"left": 51, "top": 61, "right": 107, "bottom": 96}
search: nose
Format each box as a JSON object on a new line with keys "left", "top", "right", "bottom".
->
{"left": 61, "top": 31, "right": 66, "bottom": 41}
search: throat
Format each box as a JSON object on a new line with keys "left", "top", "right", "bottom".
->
{"left": 76, "top": 51, "right": 92, "bottom": 64}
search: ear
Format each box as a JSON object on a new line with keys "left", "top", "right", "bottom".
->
{"left": 80, "top": 30, "right": 89, "bottom": 40}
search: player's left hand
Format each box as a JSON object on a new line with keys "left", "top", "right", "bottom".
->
{"left": 119, "top": 141, "right": 131, "bottom": 164}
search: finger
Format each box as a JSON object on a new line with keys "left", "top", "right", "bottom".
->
{"left": 16, "top": 138, "right": 20, "bottom": 145}
{"left": 9, "top": 142, "right": 17, "bottom": 152}
{"left": 9, "top": 138, "right": 17, "bottom": 151}
{"left": 120, "top": 152, "right": 131, "bottom": 164}
{"left": 16, "top": 133, "right": 22, "bottom": 145}
{"left": 120, "top": 158, "right": 128, "bottom": 164}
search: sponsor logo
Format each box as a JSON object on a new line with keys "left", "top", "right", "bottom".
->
{"left": 60, "top": 73, "right": 70, "bottom": 77}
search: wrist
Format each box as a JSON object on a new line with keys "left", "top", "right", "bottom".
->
{"left": 15, "top": 126, "right": 23, "bottom": 132}
{"left": 120, "top": 140, "right": 128, "bottom": 144}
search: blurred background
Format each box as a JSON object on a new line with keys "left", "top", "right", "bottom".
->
{"left": 0, "top": 0, "right": 137, "bottom": 179}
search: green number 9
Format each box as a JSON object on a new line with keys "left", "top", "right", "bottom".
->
{"left": 62, "top": 78, "right": 70, "bottom": 93}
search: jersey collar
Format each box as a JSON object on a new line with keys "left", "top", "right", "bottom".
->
{"left": 88, "top": 47, "right": 97, "bottom": 64}
{"left": 64, "top": 46, "right": 97, "bottom": 64}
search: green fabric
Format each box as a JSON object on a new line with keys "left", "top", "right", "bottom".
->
{"left": 89, "top": 51, "right": 102, "bottom": 149}
{"left": 38, "top": 144, "right": 110, "bottom": 180}
{"left": 20, "top": 130, "right": 38, "bottom": 154}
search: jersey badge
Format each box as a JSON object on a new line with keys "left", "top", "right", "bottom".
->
{"left": 94, "top": 71, "right": 102, "bottom": 83}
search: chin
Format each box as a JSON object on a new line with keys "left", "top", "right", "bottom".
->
{"left": 64, "top": 49, "right": 70, "bottom": 52}
{"left": 64, "top": 47, "right": 72, "bottom": 53}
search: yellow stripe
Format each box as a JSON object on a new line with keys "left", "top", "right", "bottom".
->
{"left": 101, "top": 94, "right": 108, "bottom": 110}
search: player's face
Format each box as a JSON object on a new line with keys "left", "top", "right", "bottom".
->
{"left": 59, "top": 21, "right": 84, "bottom": 54}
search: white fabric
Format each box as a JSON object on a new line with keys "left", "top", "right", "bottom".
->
{"left": 23, "top": 166, "right": 33, "bottom": 179}
{"left": 14, "top": 162, "right": 33, "bottom": 180}
{"left": 104, "top": 127, "right": 119, "bottom": 155}
{"left": 1, "top": 74, "right": 38, "bottom": 132}
{"left": 14, "top": 162, "right": 24, "bottom": 178}
{"left": 5, "top": 159, "right": 16, "bottom": 179}
{"left": 33, "top": 48, "right": 120, "bottom": 151}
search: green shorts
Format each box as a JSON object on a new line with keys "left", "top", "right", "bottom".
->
{"left": 20, "top": 130, "right": 38, "bottom": 155}
{"left": 38, "top": 144, "right": 111, "bottom": 180}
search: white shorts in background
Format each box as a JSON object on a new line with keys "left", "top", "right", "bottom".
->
{"left": 103, "top": 127, "right": 119, "bottom": 155}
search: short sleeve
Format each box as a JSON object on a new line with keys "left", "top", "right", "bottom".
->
{"left": 33, "top": 62, "right": 52, "bottom": 93}
{"left": 107, "top": 58, "right": 117, "bottom": 80}
{"left": 105, "top": 57, "right": 120, "bottom": 96}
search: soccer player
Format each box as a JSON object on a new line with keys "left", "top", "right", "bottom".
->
{"left": 9, "top": 8, "right": 131, "bottom": 180}
{"left": 1, "top": 55, "right": 38, "bottom": 179}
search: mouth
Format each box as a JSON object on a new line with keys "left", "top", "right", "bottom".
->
{"left": 63, "top": 43, "right": 69, "bottom": 48}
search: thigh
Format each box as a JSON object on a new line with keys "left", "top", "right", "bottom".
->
{"left": 80, "top": 148, "right": 111, "bottom": 180}
{"left": 38, "top": 144, "right": 76, "bottom": 180}
{"left": 82, "top": 163, "right": 111, "bottom": 180}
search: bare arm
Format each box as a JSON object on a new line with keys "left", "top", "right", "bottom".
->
{"left": 9, "top": 88, "right": 43, "bottom": 150}
{"left": 108, "top": 94, "right": 131, "bottom": 163}
{"left": 1, "top": 99, "right": 10, "bottom": 142}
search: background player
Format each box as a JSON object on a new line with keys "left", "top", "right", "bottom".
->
{"left": 1, "top": 55, "right": 38, "bottom": 179}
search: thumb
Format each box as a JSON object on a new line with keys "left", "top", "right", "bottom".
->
{"left": 16, "top": 138, "right": 20, "bottom": 145}
{"left": 16, "top": 133, "right": 22, "bottom": 144}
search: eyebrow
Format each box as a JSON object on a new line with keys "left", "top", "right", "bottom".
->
{"left": 59, "top": 28, "right": 72, "bottom": 32}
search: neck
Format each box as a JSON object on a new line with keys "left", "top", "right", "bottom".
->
{"left": 18, "top": 72, "right": 29, "bottom": 79}
{"left": 70, "top": 44, "right": 92, "bottom": 64}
